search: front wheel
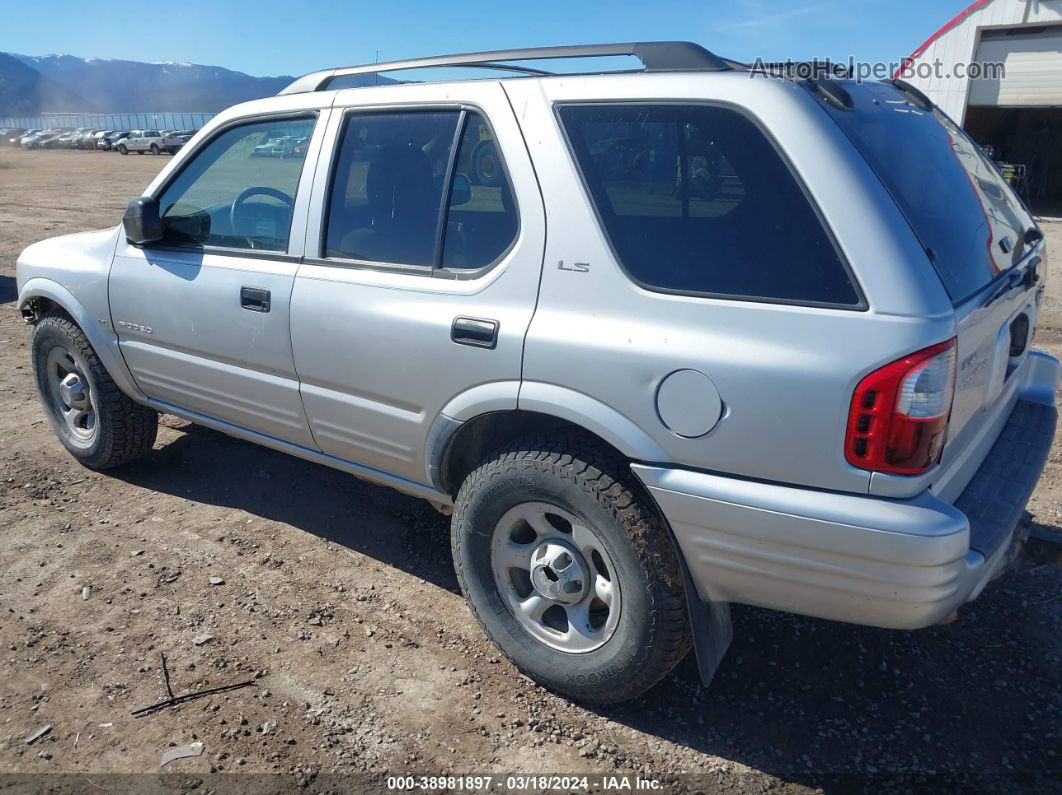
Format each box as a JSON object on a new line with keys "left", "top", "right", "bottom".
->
{"left": 118, "top": 144, "right": 128, "bottom": 155}
{"left": 32, "top": 311, "right": 158, "bottom": 469}
{"left": 452, "top": 436, "right": 691, "bottom": 704}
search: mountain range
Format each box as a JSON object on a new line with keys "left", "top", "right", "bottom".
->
{"left": 0, "top": 53, "right": 95, "bottom": 115}
{"left": 0, "top": 53, "right": 391, "bottom": 116}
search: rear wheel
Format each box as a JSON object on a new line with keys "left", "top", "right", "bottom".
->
{"left": 32, "top": 311, "right": 158, "bottom": 469}
{"left": 452, "top": 436, "right": 691, "bottom": 703}
{"left": 149, "top": 144, "right": 159, "bottom": 155}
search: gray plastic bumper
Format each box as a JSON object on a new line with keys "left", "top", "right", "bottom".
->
{"left": 633, "top": 351, "right": 1058, "bottom": 630}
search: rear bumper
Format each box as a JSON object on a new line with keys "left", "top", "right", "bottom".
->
{"left": 633, "top": 350, "right": 1058, "bottom": 630}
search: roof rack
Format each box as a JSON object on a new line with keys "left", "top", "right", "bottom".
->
{"left": 278, "top": 41, "right": 731, "bottom": 95}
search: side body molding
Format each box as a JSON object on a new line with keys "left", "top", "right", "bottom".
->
{"left": 18, "top": 277, "right": 145, "bottom": 401}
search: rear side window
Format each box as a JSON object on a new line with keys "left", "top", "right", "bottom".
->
{"left": 559, "top": 104, "right": 860, "bottom": 307}
{"left": 442, "top": 114, "right": 518, "bottom": 269}
{"left": 325, "top": 110, "right": 518, "bottom": 271}
{"left": 326, "top": 112, "right": 459, "bottom": 267}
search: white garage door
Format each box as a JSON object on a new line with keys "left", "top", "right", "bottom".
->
{"left": 969, "top": 26, "right": 1062, "bottom": 107}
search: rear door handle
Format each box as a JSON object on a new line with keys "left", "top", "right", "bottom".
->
{"left": 451, "top": 317, "right": 498, "bottom": 349}
{"left": 240, "top": 287, "right": 271, "bottom": 312}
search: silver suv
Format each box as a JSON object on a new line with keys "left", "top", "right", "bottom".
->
{"left": 15, "top": 43, "right": 1058, "bottom": 704}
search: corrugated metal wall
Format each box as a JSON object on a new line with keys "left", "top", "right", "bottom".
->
{"left": 904, "top": 0, "right": 1062, "bottom": 122}
{"left": 0, "top": 111, "right": 216, "bottom": 130}
{"left": 971, "top": 26, "right": 1062, "bottom": 106}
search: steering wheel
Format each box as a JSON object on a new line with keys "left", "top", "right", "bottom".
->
{"left": 229, "top": 187, "right": 294, "bottom": 242}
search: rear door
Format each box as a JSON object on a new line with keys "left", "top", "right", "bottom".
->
{"left": 290, "top": 82, "right": 545, "bottom": 485}
{"left": 109, "top": 112, "right": 327, "bottom": 446}
{"left": 822, "top": 81, "right": 1043, "bottom": 479}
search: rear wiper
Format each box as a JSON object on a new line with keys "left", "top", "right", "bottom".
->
{"left": 984, "top": 256, "right": 1041, "bottom": 308}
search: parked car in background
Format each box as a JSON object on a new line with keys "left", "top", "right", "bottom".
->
{"left": 75, "top": 129, "right": 106, "bottom": 149}
{"left": 91, "top": 130, "right": 112, "bottom": 149}
{"left": 160, "top": 130, "right": 192, "bottom": 154}
{"left": 0, "top": 128, "right": 26, "bottom": 145}
{"left": 22, "top": 130, "right": 62, "bottom": 149}
{"left": 251, "top": 134, "right": 298, "bottom": 158}
{"left": 12, "top": 129, "right": 41, "bottom": 145}
{"left": 99, "top": 131, "right": 131, "bottom": 151}
{"left": 44, "top": 130, "right": 79, "bottom": 149}
{"left": 117, "top": 130, "right": 164, "bottom": 155}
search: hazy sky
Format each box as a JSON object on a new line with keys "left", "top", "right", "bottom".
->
{"left": 2, "top": 0, "right": 973, "bottom": 76}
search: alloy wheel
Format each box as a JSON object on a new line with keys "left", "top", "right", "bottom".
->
{"left": 491, "top": 502, "right": 621, "bottom": 653}
{"left": 44, "top": 345, "right": 97, "bottom": 448}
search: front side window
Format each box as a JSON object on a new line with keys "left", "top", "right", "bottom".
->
{"left": 560, "top": 104, "right": 860, "bottom": 307}
{"left": 325, "top": 110, "right": 518, "bottom": 270}
{"left": 156, "top": 116, "right": 315, "bottom": 252}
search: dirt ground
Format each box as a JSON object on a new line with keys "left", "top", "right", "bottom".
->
{"left": 0, "top": 147, "right": 1060, "bottom": 794}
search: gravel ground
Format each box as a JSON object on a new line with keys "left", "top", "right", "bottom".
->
{"left": 0, "top": 148, "right": 1060, "bottom": 793}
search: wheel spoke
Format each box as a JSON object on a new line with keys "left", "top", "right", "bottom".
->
{"left": 516, "top": 594, "right": 549, "bottom": 622}
{"left": 593, "top": 575, "right": 615, "bottom": 606}
{"left": 562, "top": 602, "right": 602, "bottom": 647}
{"left": 63, "top": 406, "right": 86, "bottom": 434}
{"left": 516, "top": 504, "right": 556, "bottom": 538}
{"left": 494, "top": 540, "right": 534, "bottom": 572}
{"left": 570, "top": 521, "right": 600, "bottom": 559}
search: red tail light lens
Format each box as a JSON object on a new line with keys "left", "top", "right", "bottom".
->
{"left": 845, "top": 339, "right": 957, "bottom": 475}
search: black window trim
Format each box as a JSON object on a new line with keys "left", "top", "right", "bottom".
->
{"left": 317, "top": 103, "right": 521, "bottom": 281}
{"left": 148, "top": 109, "right": 320, "bottom": 257}
{"left": 554, "top": 100, "right": 868, "bottom": 312}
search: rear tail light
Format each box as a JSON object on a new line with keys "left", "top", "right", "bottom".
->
{"left": 845, "top": 339, "right": 957, "bottom": 475}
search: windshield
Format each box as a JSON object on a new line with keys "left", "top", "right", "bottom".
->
{"left": 818, "top": 81, "right": 1035, "bottom": 304}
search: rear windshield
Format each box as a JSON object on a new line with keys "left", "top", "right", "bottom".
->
{"left": 820, "top": 81, "right": 1033, "bottom": 304}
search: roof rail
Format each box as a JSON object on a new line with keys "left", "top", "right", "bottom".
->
{"left": 278, "top": 41, "right": 730, "bottom": 95}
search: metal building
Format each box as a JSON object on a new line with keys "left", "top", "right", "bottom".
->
{"left": 898, "top": 0, "right": 1062, "bottom": 202}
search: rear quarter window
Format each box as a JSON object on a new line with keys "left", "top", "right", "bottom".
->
{"left": 559, "top": 104, "right": 860, "bottom": 307}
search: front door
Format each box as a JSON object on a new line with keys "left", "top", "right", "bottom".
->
{"left": 109, "top": 112, "right": 324, "bottom": 447}
{"left": 290, "top": 83, "right": 545, "bottom": 485}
